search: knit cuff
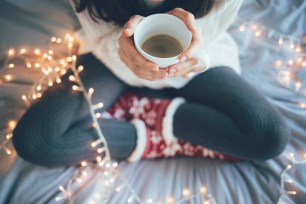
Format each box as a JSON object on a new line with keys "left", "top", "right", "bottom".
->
{"left": 162, "top": 97, "right": 185, "bottom": 145}
{"left": 128, "top": 119, "right": 147, "bottom": 162}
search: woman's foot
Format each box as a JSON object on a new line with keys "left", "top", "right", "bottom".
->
{"left": 106, "top": 92, "right": 240, "bottom": 162}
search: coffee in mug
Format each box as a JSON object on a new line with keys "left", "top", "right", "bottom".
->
{"left": 134, "top": 14, "right": 191, "bottom": 68}
{"left": 141, "top": 34, "right": 183, "bottom": 58}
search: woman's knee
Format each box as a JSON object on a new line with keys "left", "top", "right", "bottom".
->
{"left": 245, "top": 110, "right": 290, "bottom": 160}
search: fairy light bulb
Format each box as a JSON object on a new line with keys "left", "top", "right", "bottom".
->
{"left": 96, "top": 156, "right": 102, "bottom": 162}
{"left": 112, "top": 162, "right": 118, "bottom": 168}
{"left": 6, "top": 133, "right": 13, "bottom": 139}
{"left": 239, "top": 24, "right": 246, "bottom": 32}
{"left": 290, "top": 42, "right": 295, "bottom": 49}
{"left": 26, "top": 62, "right": 32, "bottom": 68}
{"left": 48, "top": 50, "right": 54, "bottom": 55}
{"left": 8, "top": 63, "right": 15, "bottom": 68}
{"left": 275, "top": 60, "right": 282, "bottom": 66}
{"left": 115, "top": 185, "right": 123, "bottom": 192}
{"left": 6, "top": 149, "right": 12, "bottom": 155}
{"left": 51, "top": 37, "right": 57, "bottom": 42}
{"left": 80, "top": 161, "right": 87, "bottom": 167}
{"left": 183, "top": 188, "right": 190, "bottom": 197}
{"left": 255, "top": 31, "right": 261, "bottom": 37}
{"left": 288, "top": 59, "right": 294, "bottom": 66}
{"left": 68, "top": 42, "right": 73, "bottom": 48}
{"left": 167, "top": 197, "right": 174, "bottom": 203}
{"left": 78, "top": 65, "right": 84, "bottom": 72}
{"left": 4, "top": 75, "right": 13, "bottom": 81}
{"left": 8, "top": 49, "right": 15, "bottom": 56}
{"left": 34, "top": 49, "right": 41, "bottom": 55}
{"left": 56, "top": 78, "right": 61, "bottom": 84}
{"left": 69, "top": 75, "right": 76, "bottom": 82}
{"left": 278, "top": 37, "right": 284, "bottom": 45}
{"left": 251, "top": 24, "right": 258, "bottom": 30}
{"left": 59, "top": 186, "right": 65, "bottom": 191}
{"left": 95, "top": 113, "right": 101, "bottom": 118}
{"left": 128, "top": 195, "right": 134, "bottom": 203}
{"left": 200, "top": 186, "right": 207, "bottom": 193}
{"left": 20, "top": 48, "right": 26, "bottom": 54}
{"left": 146, "top": 199, "right": 153, "bottom": 203}
{"left": 295, "top": 46, "right": 302, "bottom": 53}
{"left": 56, "top": 38, "right": 62, "bottom": 43}
{"left": 8, "top": 120, "right": 16, "bottom": 129}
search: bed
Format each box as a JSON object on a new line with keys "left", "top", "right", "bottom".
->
{"left": 0, "top": 0, "right": 305, "bottom": 203}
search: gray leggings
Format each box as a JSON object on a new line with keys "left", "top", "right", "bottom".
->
{"left": 13, "top": 54, "right": 290, "bottom": 167}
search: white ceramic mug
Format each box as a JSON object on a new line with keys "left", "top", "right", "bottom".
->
{"left": 134, "top": 14, "right": 192, "bottom": 68}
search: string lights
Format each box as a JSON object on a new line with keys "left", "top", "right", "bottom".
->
{"left": 235, "top": 18, "right": 306, "bottom": 98}
{"left": 1, "top": 16, "right": 305, "bottom": 203}
{"left": 0, "top": 34, "right": 215, "bottom": 203}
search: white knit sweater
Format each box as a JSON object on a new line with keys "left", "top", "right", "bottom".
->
{"left": 73, "top": 0, "right": 242, "bottom": 89}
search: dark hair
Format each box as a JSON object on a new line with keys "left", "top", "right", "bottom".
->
{"left": 74, "top": 0, "right": 215, "bottom": 26}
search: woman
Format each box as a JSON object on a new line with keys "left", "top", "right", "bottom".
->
{"left": 12, "top": 0, "right": 290, "bottom": 167}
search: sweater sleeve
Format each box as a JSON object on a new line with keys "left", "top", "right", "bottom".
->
{"left": 193, "top": 0, "right": 243, "bottom": 73}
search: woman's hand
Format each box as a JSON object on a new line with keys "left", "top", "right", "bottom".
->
{"left": 167, "top": 8, "right": 206, "bottom": 78}
{"left": 118, "top": 15, "right": 169, "bottom": 81}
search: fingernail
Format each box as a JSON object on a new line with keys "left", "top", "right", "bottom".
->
{"left": 160, "top": 72, "right": 168, "bottom": 78}
{"left": 169, "top": 68, "right": 176, "bottom": 77}
{"left": 180, "top": 56, "right": 187, "bottom": 62}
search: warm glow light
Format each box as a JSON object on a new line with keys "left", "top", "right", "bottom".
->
{"left": 20, "top": 48, "right": 26, "bottom": 54}
{"left": 80, "top": 161, "right": 87, "bottom": 167}
{"left": 278, "top": 38, "right": 284, "bottom": 45}
{"left": 59, "top": 186, "right": 65, "bottom": 191}
{"left": 275, "top": 60, "right": 282, "bottom": 66}
{"left": 239, "top": 25, "right": 246, "bottom": 32}
{"left": 6, "top": 133, "right": 13, "bottom": 139}
{"left": 295, "top": 47, "right": 302, "bottom": 53}
{"left": 167, "top": 197, "right": 174, "bottom": 203}
{"left": 88, "top": 88, "right": 94, "bottom": 95}
{"left": 128, "top": 196, "right": 133, "bottom": 203}
{"left": 68, "top": 42, "right": 73, "bottom": 48}
{"left": 255, "top": 31, "right": 261, "bottom": 37}
{"left": 200, "top": 186, "right": 207, "bottom": 193}
{"left": 95, "top": 113, "right": 101, "bottom": 118}
{"left": 299, "top": 103, "right": 306, "bottom": 108}
{"left": 56, "top": 78, "right": 61, "bottom": 83}
{"left": 8, "top": 120, "right": 16, "bottom": 129}
{"left": 290, "top": 43, "right": 295, "bottom": 49}
{"left": 8, "top": 49, "right": 15, "bottom": 56}
{"left": 96, "top": 156, "right": 102, "bottom": 162}
{"left": 56, "top": 38, "right": 62, "bottom": 43}
{"left": 34, "top": 49, "right": 41, "bottom": 55}
{"left": 251, "top": 24, "right": 258, "bottom": 30}
{"left": 183, "top": 188, "right": 190, "bottom": 197}
{"left": 4, "top": 75, "right": 12, "bottom": 81}
{"left": 8, "top": 63, "right": 15, "bottom": 68}
{"left": 6, "top": 148, "right": 12, "bottom": 155}
{"left": 26, "top": 63, "right": 32, "bottom": 68}
{"left": 78, "top": 65, "right": 84, "bottom": 72}
{"left": 51, "top": 37, "right": 57, "bottom": 42}
{"left": 48, "top": 50, "right": 54, "bottom": 55}
{"left": 288, "top": 59, "right": 294, "bottom": 66}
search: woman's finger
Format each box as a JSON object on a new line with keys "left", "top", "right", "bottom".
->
{"left": 168, "top": 58, "right": 198, "bottom": 77}
{"left": 167, "top": 8, "right": 196, "bottom": 30}
{"left": 122, "top": 15, "right": 144, "bottom": 37}
{"left": 135, "top": 68, "right": 168, "bottom": 81}
{"left": 179, "top": 27, "right": 201, "bottom": 62}
{"left": 119, "top": 37, "right": 159, "bottom": 72}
